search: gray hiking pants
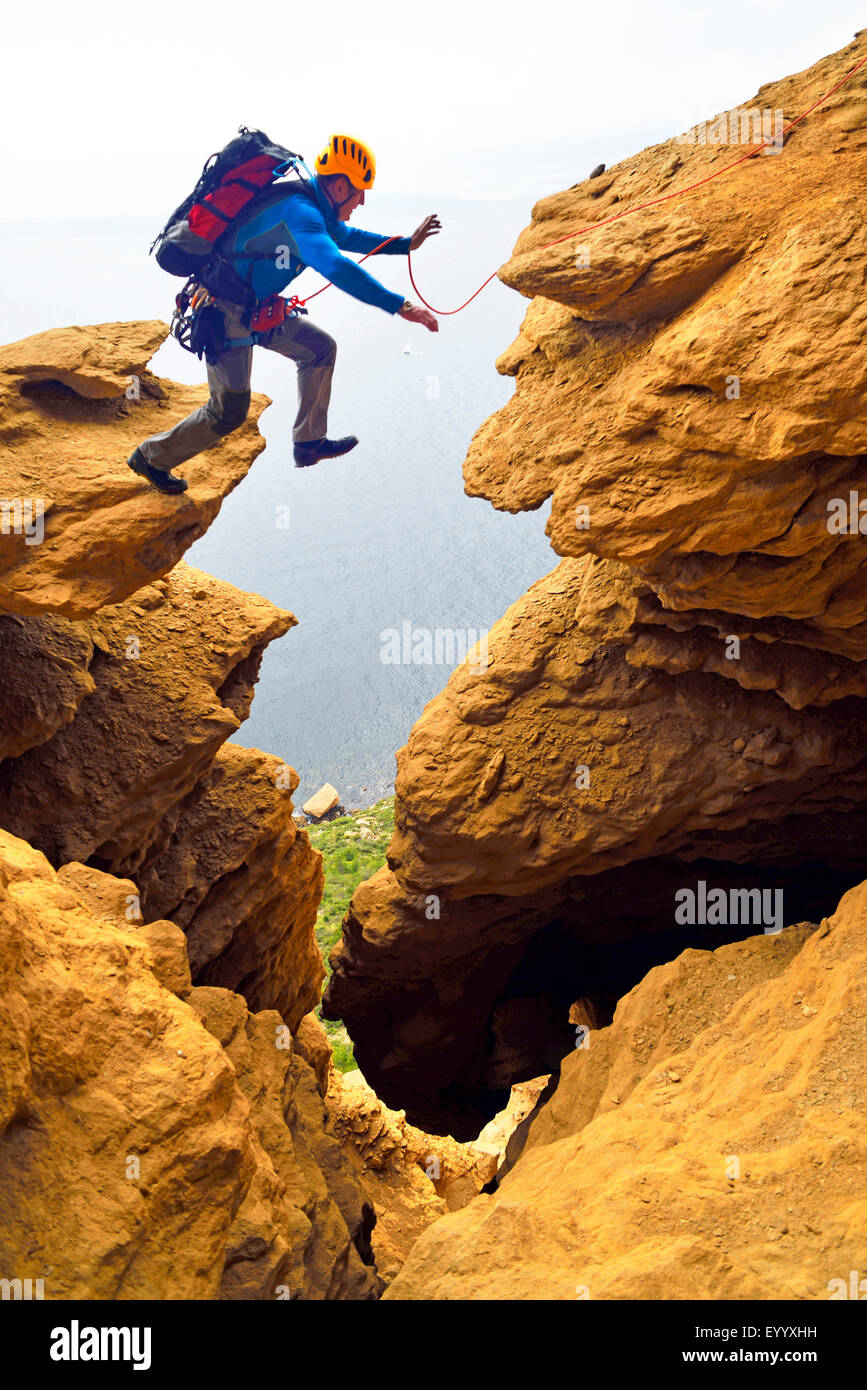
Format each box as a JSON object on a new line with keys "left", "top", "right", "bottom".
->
{"left": 139, "top": 298, "right": 337, "bottom": 471}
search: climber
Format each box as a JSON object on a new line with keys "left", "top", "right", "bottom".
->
{"left": 128, "top": 134, "right": 441, "bottom": 493}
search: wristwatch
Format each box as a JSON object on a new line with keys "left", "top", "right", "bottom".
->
{"left": 401, "top": 299, "right": 412, "bottom": 313}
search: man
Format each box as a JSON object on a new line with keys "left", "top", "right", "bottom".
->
{"left": 129, "top": 133, "right": 440, "bottom": 494}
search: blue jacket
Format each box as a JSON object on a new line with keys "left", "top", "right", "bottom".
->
{"left": 225, "top": 176, "right": 411, "bottom": 313}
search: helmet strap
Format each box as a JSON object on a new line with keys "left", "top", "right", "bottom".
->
{"left": 323, "top": 176, "right": 357, "bottom": 216}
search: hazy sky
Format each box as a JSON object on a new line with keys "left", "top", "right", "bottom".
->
{"left": 2, "top": 1, "right": 864, "bottom": 218}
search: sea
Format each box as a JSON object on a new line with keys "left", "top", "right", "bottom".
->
{"left": 1, "top": 198, "right": 555, "bottom": 808}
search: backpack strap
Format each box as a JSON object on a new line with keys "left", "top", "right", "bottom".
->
{"left": 216, "top": 178, "right": 319, "bottom": 259}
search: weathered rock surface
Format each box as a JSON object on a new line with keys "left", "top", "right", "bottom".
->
{"left": 0, "top": 563, "right": 293, "bottom": 870}
{"left": 0, "top": 324, "right": 386, "bottom": 1299}
{"left": 137, "top": 740, "right": 324, "bottom": 1027}
{"left": 0, "top": 613, "right": 95, "bottom": 761}
{"left": 325, "top": 34, "right": 867, "bottom": 1137}
{"left": 0, "top": 321, "right": 268, "bottom": 618}
{"left": 0, "top": 562, "right": 321, "bottom": 1022}
{"left": 385, "top": 557, "right": 867, "bottom": 900}
{"left": 324, "top": 1056, "right": 541, "bottom": 1281}
{"left": 469, "top": 35, "right": 867, "bottom": 656}
{"left": 190, "top": 990, "right": 381, "bottom": 1300}
{"left": 0, "top": 830, "right": 379, "bottom": 1299}
{"left": 325, "top": 1068, "right": 449, "bottom": 1282}
{"left": 386, "top": 887, "right": 867, "bottom": 1299}
{"left": 325, "top": 558, "right": 867, "bottom": 1133}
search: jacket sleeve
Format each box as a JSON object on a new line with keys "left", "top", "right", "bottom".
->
{"left": 332, "top": 224, "right": 412, "bottom": 256}
{"left": 287, "top": 199, "right": 407, "bottom": 314}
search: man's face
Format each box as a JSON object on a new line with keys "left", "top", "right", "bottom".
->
{"left": 332, "top": 176, "right": 365, "bottom": 221}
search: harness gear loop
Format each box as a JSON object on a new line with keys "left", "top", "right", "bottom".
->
{"left": 224, "top": 293, "right": 309, "bottom": 348}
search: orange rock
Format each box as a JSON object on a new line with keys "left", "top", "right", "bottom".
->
{"left": 0, "top": 563, "right": 292, "bottom": 869}
{"left": 326, "top": 32, "right": 867, "bottom": 1135}
{"left": 470, "top": 35, "right": 867, "bottom": 651}
{"left": 0, "top": 828, "right": 379, "bottom": 1300}
{"left": 325, "top": 558, "right": 867, "bottom": 1131}
{"left": 386, "top": 888, "right": 867, "bottom": 1299}
{"left": 325, "top": 1065, "right": 535, "bottom": 1282}
{"left": 0, "top": 613, "right": 94, "bottom": 760}
{"left": 137, "top": 741, "right": 324, "bottom": 1027}
{"left": 293, "top": 1013, "right": 335, "bottom": 1099}
{"left": 0, "top": 560, "right": 320, "bottom": 1026}
{"left": 0, "top": 321, "right": 269, "bottom": 618}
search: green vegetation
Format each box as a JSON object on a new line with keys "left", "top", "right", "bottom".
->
{"left": 305, "top": 796, "right": 395, "bottom": 1073}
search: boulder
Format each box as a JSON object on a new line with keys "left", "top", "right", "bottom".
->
{"left": 303, "top": 784, "right": 341, "bottom": 819}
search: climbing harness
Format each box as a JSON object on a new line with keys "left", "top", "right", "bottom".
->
{"left": 223, "top": 294, "right": 309, "bottom": 348}
{"left": 171, "top": 283, "right": 310, "bottom": 362}
{"left": 170, "top": 280, "right": 227, "bottom": 364}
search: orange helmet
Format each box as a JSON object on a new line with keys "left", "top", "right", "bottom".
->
{"left": 314, "top": 134, "right": 376, "bottom": 190}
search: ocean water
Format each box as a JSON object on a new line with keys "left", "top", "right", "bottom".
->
{"left": 1, "top": 200, "right": 555, "bottom": 806}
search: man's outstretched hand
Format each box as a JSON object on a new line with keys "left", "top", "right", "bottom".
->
{"left": 400, "top": 301, "right": 439, "bottom": 332}
{"left": 409, "top": 214, "right": 442, "bottom": 251}
{"left": 403, "top": 216, "right": 441, "bottom": 330}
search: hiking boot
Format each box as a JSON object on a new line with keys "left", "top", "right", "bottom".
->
{"left": 128, "top": 447, "right": 188, "bottom": 495}
{"left": 293, "top": 436, "right": 359, "bottom": 468}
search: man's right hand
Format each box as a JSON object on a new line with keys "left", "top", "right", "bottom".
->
{"left": 399, "top": 300, "right": 439, "bottom": 332}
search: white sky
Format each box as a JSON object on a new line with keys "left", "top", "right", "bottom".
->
{"left": 1, "top": 0, "right": 864, "bottom": 217}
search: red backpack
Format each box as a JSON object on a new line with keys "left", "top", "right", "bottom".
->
{"left": 151, "top": 127, "right": 303, "bottom": 284}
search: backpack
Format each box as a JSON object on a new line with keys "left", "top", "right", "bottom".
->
{"left": 150, "top": 127, "right": 307, "bottom": 307}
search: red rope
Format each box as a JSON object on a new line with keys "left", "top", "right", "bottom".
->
{"left": 294, "top": 236, "right": 403, "bottom": 306}
{"left": 300, "top": 47, "right": 867, "bottom": 316}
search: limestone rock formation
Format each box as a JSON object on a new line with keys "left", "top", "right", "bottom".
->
{"left": 386, "top": 888, "right": 867, "bottom": 1299}
{"left": 325, "top": 1068, "right": 449, "bottom": 1282}
{"left": 384, "top": 557, "right": 867, "bottom": 900}
{"left": 325, "top": 555, "right": 867, "bottom": 1134}
{"left": 0, "top": 564, "right": 293, "bottom": 867}
{"left": 470, "top": 34, "right": 867, "bottom": 658}
{"left": 325, "top": 32, "right": 867, "bottom": 1139}
{"left": 0, "top": 559, "right": 321, "bottom": 1022}
{"left": 190, "top": 989, "right": 381, "bottom": 1301}
{"left": 324, "top": 1056, "right": 542, "bottom": 1281}
{"left": 0, "top": 829, "right": 379, "bottom": 1299}
{"left": 0, "top": 321, "right": 374, "bottom": 1298}
{"left": 0, "top": 321, "right": 268, "bottom": 618}
{"left": 135, "top": 741, "right": 324, "bottom": 1026}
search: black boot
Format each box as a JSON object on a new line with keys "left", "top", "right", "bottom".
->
{"left": 128, "top": 447, "right": 189, "bottom": 495}
{"left": 293, "top": 436, "right": 359, "bottom": 468}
